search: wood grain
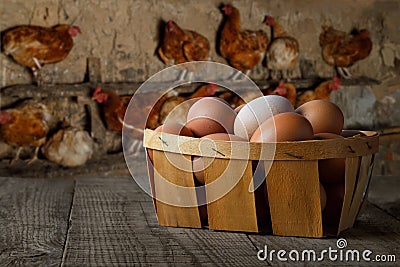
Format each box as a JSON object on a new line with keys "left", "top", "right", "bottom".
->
{"left": 152, "top": 150, "right": 201, "bottom": 228}
{"left": 60, "top": 177, "right": 267, "bottom": 266}
{"left": 347, "top": 155, "right": 373, "bottom": 228}
{"left": 204, "top": 158, "right": 259, "bottom": 232}
{"left": 144, "top": 129, "right": 379, "bottom": 160}
{"left": 0, "top": 174, "right": 397, "bottom": 266}
{"left": 339, "top": 157, "right": 361, "bottom": 233}
{"left": 264, "top": 160, "right": 323, "bottom": 238}
{"left": 0, "top": 177, "right": 74, "bottom": 266}
{"left": 249, "top": 202, "right": 400, "bottom": 266}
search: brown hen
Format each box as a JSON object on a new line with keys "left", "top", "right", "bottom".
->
{"left": 157, "top": 20, "right": 210, "bottom": 81}
{"left": 219, "top": 4, "right": 269, "bottom": 78}
{"left": 1, "top": 24, "right": 81, "bottom": 85}
{"left": 320, "top": 26, "right": 372, "bottom": 79}
{"left": 0, "top": 101, "right": 52, "bottom": 163}
{"left": 273, "top": 81, "right": 297, "bottom": 107}
{"left": 296, "top": 77, "right": 341, "bottom": 108}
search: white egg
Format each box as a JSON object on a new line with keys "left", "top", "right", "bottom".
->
{"left": 234, "top": 95, "right": 294, "bottom": 140}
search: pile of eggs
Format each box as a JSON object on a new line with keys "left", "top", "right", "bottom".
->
{"left": 150, "top": 94, "right": 349, "bottom": 228}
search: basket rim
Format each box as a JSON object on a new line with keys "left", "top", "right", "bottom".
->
{"left": 143, "top": 129, "right": 379, "bottom": 160}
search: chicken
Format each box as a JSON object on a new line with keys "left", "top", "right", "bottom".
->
{"left": 92, "top": 87, "right": 174, "bottom": 156}
{"left": 0, "top": 101, "right": 52, "bottom": 163}
{"left": 296, "top": 77, "right": 341, "bottom": 108}
{"left": 264, "top": 15, "right": 299, "bottom": 81}
{"left": 1, "top": 24, "right": 81, "bottom": 86}
{"left": 157, "top": 20, "right": 210, "bottom": 81}
{"left": 272, "top": 81, "right": 297, "bottom": 107}
{"left": 159, "top": 83, "right": 217, "bottom": 124}
{"left": 91, "top": 87, "right": 131, "bottom": 133}
{"left": 219, "top": 4, "right": 269, "bottom": 78}
{"left": 42, "top": 126, "right": 94, "bottom": 167}
{"left": 92, "top": 87, "right": 174, "bottom": 135}
{"left": 319, "top": 25, "right": 372, "bottom": 79}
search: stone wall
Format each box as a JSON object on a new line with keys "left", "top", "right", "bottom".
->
{"left": 1, "top": 0, "right": 399, "bottom": 129}
{"left": 1, "top": 1, "right": 399, "bottom": 85}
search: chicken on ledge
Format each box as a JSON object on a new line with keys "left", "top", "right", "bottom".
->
{"left": 157, "top": 20, "right": 210, "bottom": 81}
{"left": 319, "top": 25, "right": 372, "bottom": 79}
{"left": 296, "top": 77, "right": 341, "bottom": 108}
{"left": 264, "top": 15, "right": 299, "bottom": 81}
{"left": 219, "top": 3, "right": 269, "bottom": 79}
{"left": 1, "top": 24, "right": 81, "bottom": 86}
{"left": 273, "top": 81, "right": 297, "bottom": 107}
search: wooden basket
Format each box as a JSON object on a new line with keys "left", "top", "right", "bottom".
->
{"left": 143, "top": 129, "right": 379, "bottom": 238}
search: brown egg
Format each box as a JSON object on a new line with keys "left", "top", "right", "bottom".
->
{"left": 322, "top": 182, "right": 345, "bottom": 227}
{"left": 320, "top": 182, "right": 327, "bottom": 211}
{"left": 314, "top": 133, "right": 345, "bottom": 184}
{"left": 186, "top": 97, "right": 236, "bottom": 137}
{"left": 296, "top": 100, "right": 344, "bottom": 135}
{"left": 341, "top": 130, "right": 366, "bottom": 138}
{"left": 147, "top": 123, "right": 194, "bottom": 162}
{"left": 193, "top": 133, "right": 246, "bottom": 184}
{"left": 250, "top": 112, "right": 314, "bottom": 142}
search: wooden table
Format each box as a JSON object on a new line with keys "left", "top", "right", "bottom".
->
{"left": 0, "top": 157, "right": 398, "bottom": 266}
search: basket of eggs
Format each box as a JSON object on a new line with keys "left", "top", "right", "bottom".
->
{"left": 144, "top": 95, "right": 379, "bottom": 238}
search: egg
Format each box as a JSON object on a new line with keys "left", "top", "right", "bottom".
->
{"left": 186, "top": 97, "right": 236, "bottom": 137}
{"left": 193, "top": 133, "right": 246, "bottom": 184}
{"left": 250, "top": 112, "right": 314, "bottom": 142}
{"left": 341, "top": 130, "right": 366, "bottom": 138}
{"left": 322, "top": 182, "right": 345, "bottom": 227}
{"left": 147, "top": 122, "right": 194, "bottom": 162}
{"left": 314, "top": 133, "right": 345, "bottom": 184}
{"left": 295, "top": 100, "right": 344, "bottom": 135}
{"left": 234, "top": 95, "right": 294, "bottom": 140}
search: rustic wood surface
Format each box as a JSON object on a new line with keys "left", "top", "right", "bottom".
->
{"left": 0, "top": 157, "right": 398, "bottom": 266}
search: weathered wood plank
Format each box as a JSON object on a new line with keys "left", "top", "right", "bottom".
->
{"left": 61, "top": 177, "right": 267, "bottom": 266}
{"left": 2, "top": 77, "right": 377, "bottom": 107}
{"left": 0, "top": 177, "right": 74, "bottom": 267}
{"left": 0, "top": 152, "right": 131, "bottom": 179}
{"left": 1, "top": 173, "right": 397, "bottom": 266}
{"left": 249, "top": 203, "right": 400, "bottom": 266}
{"left": 368, "top": 175, "right": 400, "bottom": 220}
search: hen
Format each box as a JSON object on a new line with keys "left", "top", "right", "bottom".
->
{"left": 0, "top": 101, "right": 52, "bottom": 163}
{"left": 157, "top": 20, "right": 210, "bottom": 81}
{"left": 296, "top": 77, "right": 341, "bottom": 108}
{"left": 1, "top": 24, "right": 81, "bottom": 86}
{"left": 273, "top": 81, "right": 297, "bottom": 107}
{"left": 264, "top": 15, "right": 299, "bottom": 81}
{"left": 219, "top": 4, "right": 269, "bottom": 78}
{"left": 319, "top": 25, "right": 372, "bottom": 79}
{"left": 92, "top": 87, "right": 174, "bottom": 156}
{"left": 92, "top": 86, "right": 174, "bottom": 141}
{"left": 159, "top": 83, "right": 217, "bottom": 124}
{"left": 42, "top": 126, "right": 94, "bottom": 167}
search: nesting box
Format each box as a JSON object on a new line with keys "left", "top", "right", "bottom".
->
{"left": 143, "top": 129, "right": 379, "bottom": 238}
